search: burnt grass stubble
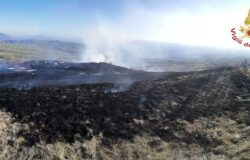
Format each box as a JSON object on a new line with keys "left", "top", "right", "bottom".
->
{"left": 0, "top": 67, "right": 248, "bottom": 150}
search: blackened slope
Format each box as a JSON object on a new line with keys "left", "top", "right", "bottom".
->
{"left": 0, "top": 60, "right": 171, "bottom": 88}
{"left": 0, "top": 67, "right": 248, "bottom": 150}
{"left": 19, "top": 60, "right": 136, "bottom": 74}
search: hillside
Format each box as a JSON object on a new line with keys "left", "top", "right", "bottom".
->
{"left": 0, "top": 40, "right": 84, "bottom": 62}
{"left": 0, "top": 33, "right": 13, "bottom": 41}
{"left": 0, "top": 60, "right": 171, "bottom": 89}
{"left": 0, "top": 38, "right": 249, "bottom": 72}
{"left": 0, "top": 67, "right": 249, "bottom": 159}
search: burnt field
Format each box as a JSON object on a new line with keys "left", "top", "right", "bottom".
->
{"left": 0, "top": 60, "right": 172, "bottom": 89}
{"left": 0, "top": 65, "right": 249, "bottom": 159}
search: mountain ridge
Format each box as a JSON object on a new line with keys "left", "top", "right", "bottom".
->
{"left": 0, "top": 33, "right": 13, "bottom": 41}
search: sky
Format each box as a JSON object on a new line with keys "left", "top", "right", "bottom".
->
{"left": 0, "top": 0, "right": 250, "bottom": 48}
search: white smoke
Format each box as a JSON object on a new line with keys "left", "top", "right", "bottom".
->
{"left": 80, "top": 0, "right": 250, "bottom": 70}
{"left": 81, "top": 21, "right": 136, "bottom": 67}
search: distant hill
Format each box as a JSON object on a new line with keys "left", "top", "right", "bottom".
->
{"left": 1, "top": 35, "right": 250, "bottom": 72}
{"left": 0, "top": 33, "right": 14, "bottom": 41}
{"left": 0, "top": 39, "right": 84, "bottom": 62}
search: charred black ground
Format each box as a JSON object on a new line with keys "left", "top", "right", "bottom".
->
{"left": 0, "top": 65, "right": 249, "bottom": 157}
{"left": 0, "top": 60, "right": 172, "bottom": 89}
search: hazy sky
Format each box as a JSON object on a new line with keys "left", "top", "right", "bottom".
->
{"left": 0, "top": 0, "right": 250, "bottom": 48}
